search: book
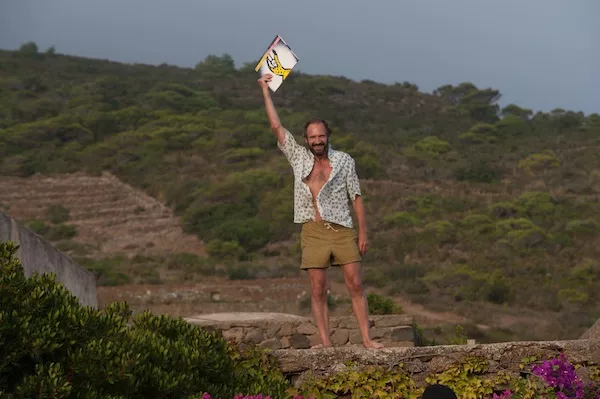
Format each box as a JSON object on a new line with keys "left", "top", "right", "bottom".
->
{"left": 255, "top": 35, "right": 299, "bottom": 92}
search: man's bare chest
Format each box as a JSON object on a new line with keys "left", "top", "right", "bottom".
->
{"left": 303, "top": 161, "right": 332, "bottom": 189}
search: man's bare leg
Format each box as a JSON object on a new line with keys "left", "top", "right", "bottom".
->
{"left": 306, "top": 268, "right": 332, "bottom": 348}
{"left": 343, "top": 262, "right": 384, "bottom": 349}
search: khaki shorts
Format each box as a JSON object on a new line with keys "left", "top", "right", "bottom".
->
{"left": 300, "top": 220, "right": 361, "bottom": 269}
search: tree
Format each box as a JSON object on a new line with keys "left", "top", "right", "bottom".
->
{"left": 195, "top": 54, "right": 236, "bottom": 77}
{"left": 433, "top": 82, "right": 478, "bottom": 106}
{"left": 18, "top": 41, "right": 39, "bottom": 58}
{"left": 501, "top": 104, "right": 533, "bottom": 120}
{"left": 434, "top": 83, "right": 501, "bottom": 123}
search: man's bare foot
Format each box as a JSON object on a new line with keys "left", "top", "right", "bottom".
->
{"left": 310, "top": 343, "right": 332, "bottom": 349}
{"left": 363, "top": 340, "right": 384, "bottom": 349}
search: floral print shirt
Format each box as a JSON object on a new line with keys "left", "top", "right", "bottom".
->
{"left": 277, "top": 129, "right": 361, "bottom": 229}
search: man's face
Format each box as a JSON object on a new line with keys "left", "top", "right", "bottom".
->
{"left": 304, "top": 123, "right": 329, "bottom": 156}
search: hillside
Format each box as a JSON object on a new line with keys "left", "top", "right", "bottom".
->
{"left": 1, "top": 42, "right": 600, "bottom": 342}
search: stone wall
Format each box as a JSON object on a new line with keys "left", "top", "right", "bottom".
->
{"left": 185, "top": 312, "right": 416, "bottom": 349}
{"left": 0, "top": 211, "right": 97, "bottom": 308}
{"left": 272, "top": 339, "right": 600, "bottom": 388}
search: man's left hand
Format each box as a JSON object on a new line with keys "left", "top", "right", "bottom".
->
{"left": 358, "top": 231, "right": 369, "bottom": 256}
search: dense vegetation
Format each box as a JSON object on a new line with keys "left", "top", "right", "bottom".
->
{"left": 0, "top": 241, "right": 289, "bottom": 398}
{"left": 1, "top": 42, "right": 600, "bottom": 341}
{"left": 3, "top": 241, "right": 600, "bottom": 399}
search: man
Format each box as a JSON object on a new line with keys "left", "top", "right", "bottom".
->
{"left": 258, "top": 73, "right": 383, "bottom": 349}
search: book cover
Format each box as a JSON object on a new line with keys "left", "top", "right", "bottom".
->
{"left": 255, "top": 35, "right": 299, "bottom": 92}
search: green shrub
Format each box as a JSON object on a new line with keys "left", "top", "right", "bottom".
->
{"left": 383, "top": 211, "right": 421, "bottom": 227}
{"left": 490, "top": 201, "right": 520, "bottom": 218}
{"left": 566, "top": 219, "right": 598, "bottom": 236}
{"left": 458, "top": 131, "right": 489, "bottom": 144}
{"left": 0, "top": 240, "right": 289, "bottom": 398}
{"left": 454, "top": 160, "right": 501, "bottom": 183}
{"left": 45, "top": 224, "right": 77, "bottom": 241}
{"left": 518, "top": 150, "right": 560, "bottom": 173}
{"left": 367, "top": 293, "right": 404, "bottom": 315}
{"left": 26, "top": 220, "right": 49, "bottom": 235}
{"left": 515, "top": 191, "right": 555, "bottom": 219}
{"left": 423, "top": 220, "right": 455, "bottom": 243}
{"left": 459, "top": 214, "right": 494, "bottom": 235}
{"left": 414, "top": 136, "right": 451, "bottom": 155}
{"left": 495, "top": 218, "right": 546, "bottom": 249}
{"left": 496, "top": 114, "right": 532, "bottom": 136}
{"left": 47, "top": 204, "right": 70, "bottom": 223}
{"left": 206, "top": 239, "right": 246, "bottom": 261}
{"left": 25, "top": 220, "right": 77, "bottom": 241}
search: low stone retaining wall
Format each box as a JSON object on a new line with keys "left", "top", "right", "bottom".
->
{"left": 272, "top": 339, "right": 600, "bottom": 387}
{"left": 185, "top": 312, "right": 415, "bottom": 349}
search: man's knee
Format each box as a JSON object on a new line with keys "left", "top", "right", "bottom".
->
{"left": 344, "top": 263, "right": 364, "bottom": 296}
{"left": 347, "top": 277, "right": 363, "bottom": 296}
{"left": 311, "top": 280, "right": 328, "bottom": 300}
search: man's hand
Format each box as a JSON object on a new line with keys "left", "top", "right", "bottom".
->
{"left": 258, "top": 73, "right": 273, "bottom": 90}
{"left": 358, "top": 230, "right": 368, "bottom": 256}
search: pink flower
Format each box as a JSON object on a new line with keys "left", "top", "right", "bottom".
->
{"left": 492, "top": 389, "right": 512, "bottom": 399}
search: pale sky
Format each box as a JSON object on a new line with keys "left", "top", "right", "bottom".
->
{"left": 1, "top": 0, "right": 598, "bottom": 114}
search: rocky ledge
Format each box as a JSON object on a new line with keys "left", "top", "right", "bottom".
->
{"left": 271, "top": 339, "right": 600, "bottom": 387}
{"left": 185, "top": 312, "right": 415, "bottom": 349}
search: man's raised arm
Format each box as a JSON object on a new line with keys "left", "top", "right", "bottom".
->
{"left": 258, "top": 73, "right": 286, "bottom": 145}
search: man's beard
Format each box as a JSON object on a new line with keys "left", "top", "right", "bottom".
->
{"left": 309, "top": 141, "right": 328, "bottom": 156}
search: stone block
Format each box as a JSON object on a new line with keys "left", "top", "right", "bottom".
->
{"left": 222, "top": 327, "right": 244, "bottom": 343}
{"left": 336, "top": 316, "right": 374, "bottom": 329}
{"left": 369, "top": 328, "right": 391, "bottom": 340}
{"left": 281, "top": 336, "right": 291, "bottom": 349}
{"left": 278, "top": 322, "right": 294, "bottom": 337}
{"left": 336, "top": 317, "right": 358, "bottom": 329}
{"left": 266, "top": 323, "right": 281, "bottom": 338}
{"left": 330, "top": 329, "right": 349, "bottom": 346}
{"left": 259, "top": 338, "right": 283, "bottom": 350}
{"left": 309, "top": 334, "right": 321, "bottom": 347}
{"left": 245, "top": 328, "right": 265, "bottom": 344}
{"left": 297, "top": 322, "right": 317, "bottom": 335}
{"left": 391, "top": 326, "right": 414, "bottom": 342}
{"left": 349, "top": 330, "right": 363, "bottom": 345}
{"left": 289, "top": 334, "right": 311, "bottom": 349}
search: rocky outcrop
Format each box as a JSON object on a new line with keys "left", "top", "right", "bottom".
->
{"left": 272, "top": 339, "right": 600, "bottom": 387}
{"left": 185, "top": 312, "right": 415, "bottom": 349}
{"left": 581, "top": 319, "right": 600, "bottom": 340}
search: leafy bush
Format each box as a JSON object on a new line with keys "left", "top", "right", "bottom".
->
{"left": 495, "top": 218, "right": 546, "bottom": 249}
{"left": 413, "top": 136, "right": 452, "bottom": 156}
{"left": 454, "top": 160, "right": 501, "bottom": 183}
{"left": 0, "top": 240, "right": 289, "bottom": 398}
{"left": 424, "top": 220, "right": 455, "bottom": 244}
{"left": 383, "top": 211, "right": 421, "bottom": 227}
{"left": 47, "top": 204, "right": 70, "bottom": 223}
{"left": 366, "top": 293, "right": 404, "bottom": 315}
{"left": 518, "top": 150, "right": 561, "bottom": 173}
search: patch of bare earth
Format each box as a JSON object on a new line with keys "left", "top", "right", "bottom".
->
{"left": 0, "top": 171, "right": 204, "bottom": 258}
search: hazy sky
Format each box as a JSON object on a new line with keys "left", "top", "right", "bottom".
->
{"left": 1, "top": 0, "right": 598, "bottom": 114}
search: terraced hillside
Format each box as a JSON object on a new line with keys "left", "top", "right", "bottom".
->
{"left": 0, "top": 172, "right": 205, "bottom": 258}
